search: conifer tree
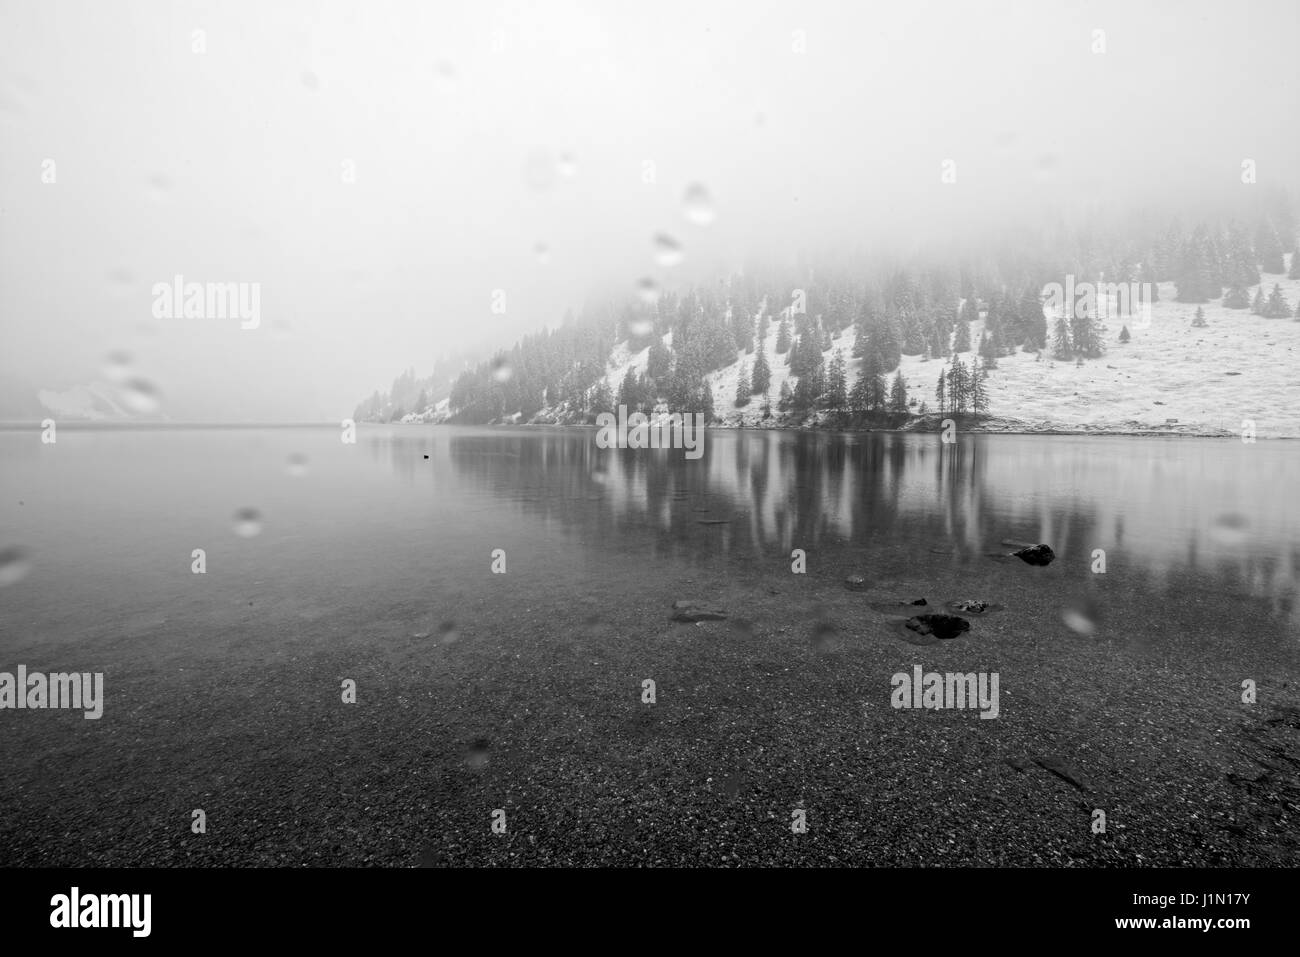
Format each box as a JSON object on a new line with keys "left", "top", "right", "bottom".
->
{"left": 1192, "top": 306, "right": 1207, "bottom": 328}
{"left": 734, "top": 362, "right": 751, "bottom": 407}
{"left": 750, "top": 345, "right": 771, "bottom": 395}
{"left": 935, "top": 370, "right": 946, "bottom": 415}
{"left": 889, "top": 372, "right": 908, "bottom": 412}
{"left": 1119, "top": 325, "right": 1131, "bottom": 343}
{"left": 1051, "top": 316, "right": 1072, "bottom": 359}
{"left": 825, "top": 350, "right": 848, "bottom": 410}
{"left": 1223, "top": 285, "right": 1250, "bottom": 309}
{"left": 953, "top": 318, "right": 971, "bottom": 353}
{"left": 1251, "top": 287, "right": 1266, "bottom": 314}
{"left": 1263, "top": 283, "right": 1292, "bottom": 318}
{"left": 970, "top": 359, "right": 989, "bottom": 416}
{"left": 775, "top": 317, "right": 792, "bottom": 354}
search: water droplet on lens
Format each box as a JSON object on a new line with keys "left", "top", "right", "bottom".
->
{"left": 432, "top": 60, "right": 457, "bottom": 92}
{"left": 465, "top": 737, "right": 490, "bottom": 770}
{"left": 103, "top": 351, "right": 133, "bottom": 383}
{"left": 682, "top": 183, "right": 715, "bottom": 225}
{"left": 653, "top": 233, "right": 684, "bottom": 267}
{"left": 636, "top": 277, "right": 660, "bottom": 305}
{"left": 121, "top": 378, "right": 161, "bottom": 414}
{"left": 233, "top": 508, "right": 263, "bottom": 538}
{"left": 557, "top": 152, "right": 577, "bottom": 178}
{"left": 301, "top": 71, "right": 320, "bottom": 91}
{"left": 0, "top": 546, "right": 32, "bottom": 587}
{"left": 1210, "top": 512, "right": 1249, "bottom": 547}
{"left": 628, "top": 316, "right": 655, "bottom": 338}
{"left": 286, "top": 454, "right": 308, "bottom": 477}
{"left": 534, "top": 241, "right": 550, "bottom": 264}
{"left": 523, "top": 150, "right": 557, "bottom": 191}
{"left": 437, "top": 621, "right": 460, "bottom": 644}
{"left": 148, "top": 173, "right": 171, "bottom": 200}
{"left": 491, "top": 356, "right": 513, "bottom": 382}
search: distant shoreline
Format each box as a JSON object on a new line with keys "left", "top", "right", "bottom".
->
{"left": 1, "top": 418, "right": 1292, "bottom": 439}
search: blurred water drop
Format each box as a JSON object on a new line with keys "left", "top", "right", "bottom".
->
{"left": 1062, "top": 608, "right": 1096, "bottom": 635}
{"left": 523, "top": 150, "right": 557, "bottom": 191}
{"left": 432, "top": 59, "right": 458, "bottom": 92}
{"left": 1210, "top": 512, "right": 1249, "bottom": 547}
{"left": 636, "top": 277, "right": 660, "bottom": 305}
{"left": 811, "top": 621, "right": 836, "bottom": 653}
{"left": 148, "top": 173, "right": 171, "bottom": 201}
{"left": 120, "top": 378, "right": 161, "bottom": 414}
{"left": 270, "top": 319, "right": 293, "bottom": 340}
{"left": 233, "top": 508, "right": 263, "bottom": 538}
{"left": 491, "top": 356, "right": 513, "bottom": 383}
{"left": 103, "top": 350, "right": 133, "bottom": 383}
{"left": 286, "top": 454, "right": 308, "bottom": 477}
{"left": 534, "top": 241, "right": 550, "bottom": 264}
{"left": 556, "top": 152, "right": 577, "bottom": 178}
{"left": 437, "top": 621, "right": 460, "bottom": 644}
{"left": 301, "top": 71, "right": 320, "bottom": 91}
{"left": 653, "top": 233, "right": 684, "bottom": 267}
{"left": 465, "top": 737, "right": 490, "bottom": 770}
{"left": 628, "top": 316, "right": 655, "bottom": 338}
{"left": 682, "top": 183, "right": 715, "bottom": 225}
{"left": 0, "top": 546, "right": 32, "bottom": 587}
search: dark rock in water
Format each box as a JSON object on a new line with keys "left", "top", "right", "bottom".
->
{"left": 904, "top": 613, "right": 970, "bottom": 640}
{"left": 1033, "top": 754, "right": 1089, "bottom": 791}
{"left": 672, "top": 600, "right": 727, "bottom": 622}
{"left": 909, "top": 598, "right": 928, "bottom": 606}
{"left": 952, "top": 599, "right": 989, "bottom": 613}
{"left": 1013, "top": 544, "right": 1055, "bottom": 566}
{"left": 695, "top": 518, "right": 730, "bottom": 525}
{"left": 1004, "top": 756, "right": 1033, "bottom": 772}
{"left": 844, "top": 574, "right": 869, "bottom": 592}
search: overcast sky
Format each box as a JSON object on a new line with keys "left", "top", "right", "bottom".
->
{"left": 1, "top": 0, "right": 1297, "bottom": 421}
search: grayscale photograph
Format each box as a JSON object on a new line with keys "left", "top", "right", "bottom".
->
{"left": 0, "top": 0, "right": 1295, "bottom": 938}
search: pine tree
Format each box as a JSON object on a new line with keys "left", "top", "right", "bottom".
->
{"left": 1224, "top": 285, "right": 1250, "bottom": 309}
{"left": 1263, "top": 283, "right": 1292, "bottom": 318}
{"left": 750, "top": 346, "right": 771, "bottom": 395}
{"left": 826, "top": 350, "right": 847, "bottom": 410}
{"left": 1251, "top": 287, "right": 1266, "bottom": 315}
{"left": 778, "top": 379, "right": 793, "bottom": 412}
{"left": 935, "top": 370, "right": 946, "bottom": 415}
{"left": 775, "top": 317, "right": 792, "bottom": 354}
{"left": 979, "top": 330, "right": 997, "bottom": 368}
{"left": 970, "top": 359, "right": 989, "bottom": 416}
{"left": 1119, "top": 325, "right": 1131, "bottom": 343}
{"left": 948, "top": 356, "right": 969, "bottom": 414}
{"left": 589, "top": 380, "right": 615, "bottom": 416}
{"left": 953, "top": 318, "right": 971, "bottom": 353}
{"left": 1256, "top": 220, "right": 1286, "bottom": 274}
{"left": 889, "top": 372, "right": 908, "bottom": 412}
{"left": 1192, "top": 306, "right": 1207, "bottom": 328}
{"left": 1051, "top": 316, "right": 1072, "bottom": 359}
{"left": 1289, "top": 249, "right": 1300, "bottom": 280}
{"left": 734, "top": 362, "right": 751, "bottom": 407}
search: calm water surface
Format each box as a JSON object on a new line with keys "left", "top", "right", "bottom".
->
{"left": 1, "top": 425, "right": 1296, "bottom": 652}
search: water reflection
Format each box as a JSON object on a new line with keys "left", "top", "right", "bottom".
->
{"left": 367, "top": 426, "right": 1300, "bottom": 626}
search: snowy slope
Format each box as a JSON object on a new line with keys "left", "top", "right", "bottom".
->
{"left": 576, "top": 257, "right": 1300, "bottom": 438}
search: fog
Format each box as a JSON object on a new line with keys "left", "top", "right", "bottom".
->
{"left": 1, "top": 0, "right": 1297, "bottom": 421}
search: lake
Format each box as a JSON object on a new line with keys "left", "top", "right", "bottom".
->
{"left": 1, "top": 426, "right": 1297, "bottom": 865}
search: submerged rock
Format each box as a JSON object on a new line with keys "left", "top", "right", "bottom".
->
{"left": 844, "top": 574, "right": 869, "bottom": 592}
{"left": 904, "top": 613, "right": 970, "bottom": 640}
{"left": 671, "top": 600, "right": 727, "bottom": 622}
{"left": 951, "top": 599, "right": 1002, "bottom": 614}
{"left": 909, "top": 597, "right": 928, "bottom": 606}
{"left": 1033, "top": 754, "right": 1089, "bottom": 791}
{"left": 1013, "top": 544, "right": 1055, "bottom": 566}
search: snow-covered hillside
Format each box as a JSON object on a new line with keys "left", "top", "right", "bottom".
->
{"left": 573, "top": 258, "right": 1300, "bottom": 438}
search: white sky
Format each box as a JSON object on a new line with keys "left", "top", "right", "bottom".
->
{"left": 1, "top": 0, "right": 1297, "bottom": 420}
